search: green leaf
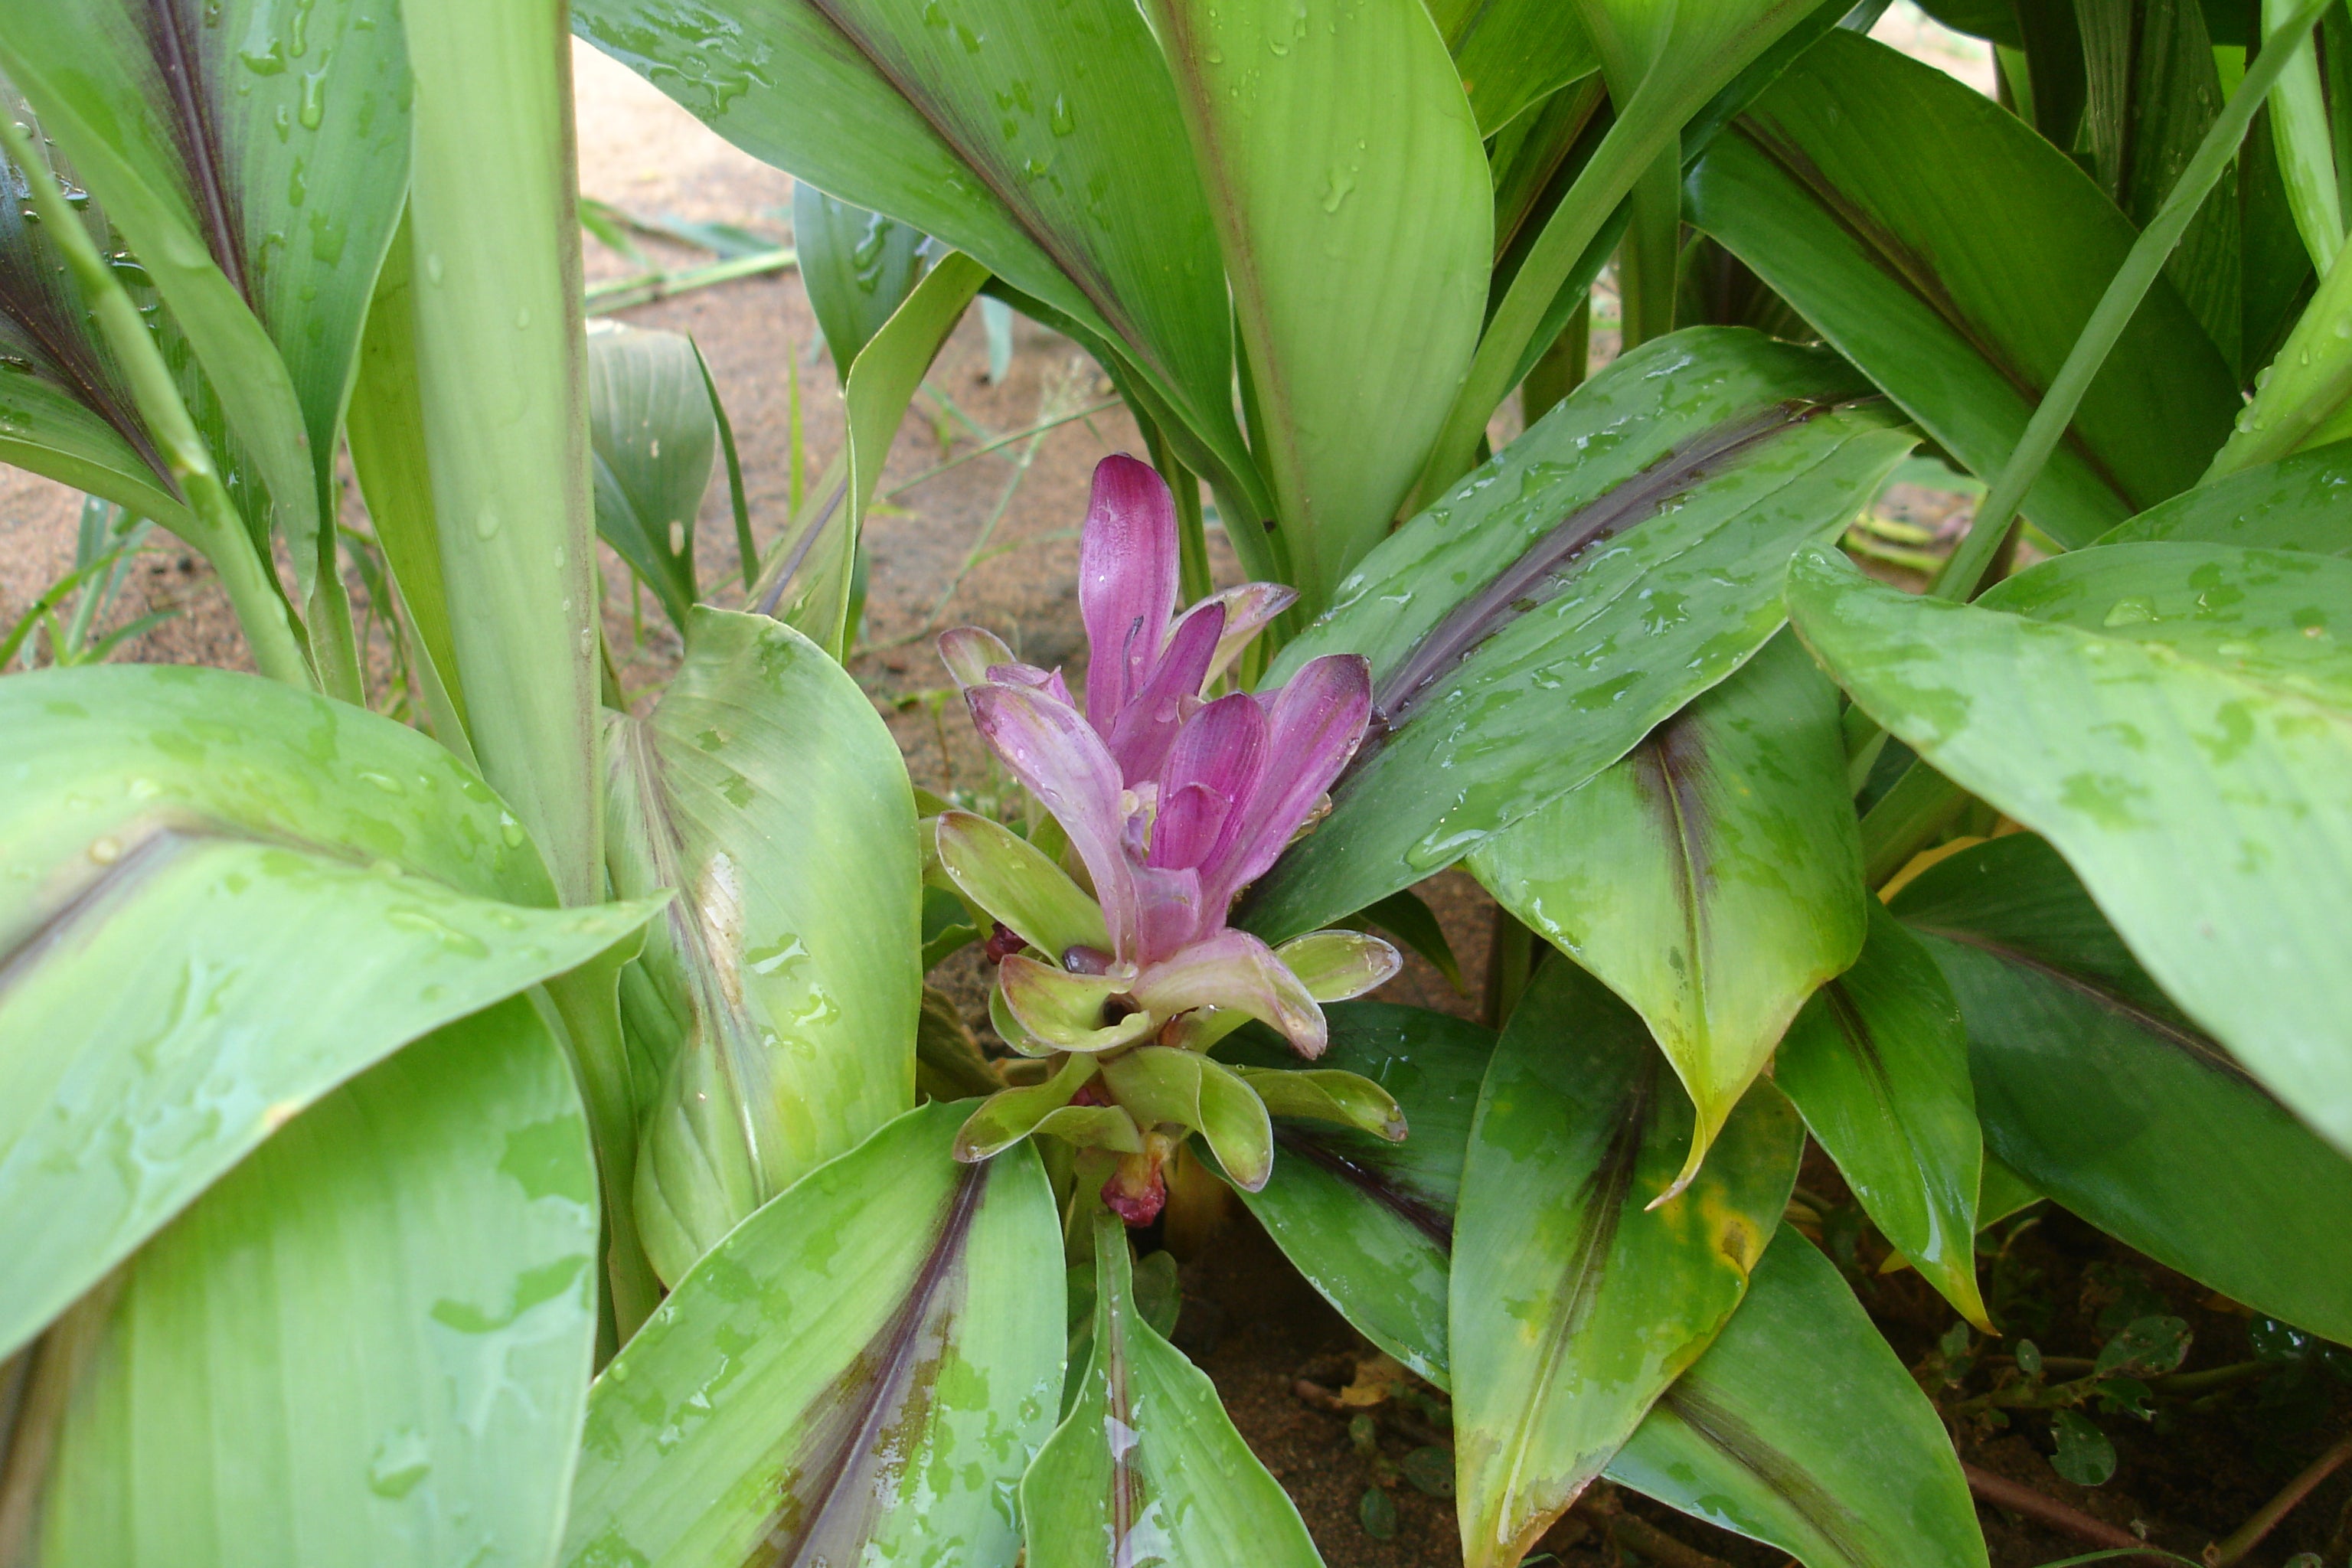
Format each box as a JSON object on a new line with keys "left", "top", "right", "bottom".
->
{"left": 586, "top": 323, "right": 718, "bottom": 634}
{"left": 1236, "top": 1066, "right": 1407, "bottom": 1142}
{"left": 34, "top": 998, "right": 597, "bottom": 1568}
{"left": 1775, "top": 900, "right": 1990, "bottom": 1331}
{"left": 1428, "top": 0, "right": 1597, "bottom": 134}
{"left": 1788, "top": 541, "right": 2352, "bottom": 1153}
{"left": 1021, "top": 1207, "right": 1325, "bottom": 1568}
{"left": 1892, "top": 834, "right": 2352, "bottom": 1344}
{"left": 792, "top": 181, "right": 932, "bottom": 377}
{"left": 1101, "top": 1046, "right": 1273, "bottom": 1190}
{"left": 403, "top": 0, "right": 603, "bottom": 904}
{"left": 1142, "top": 0, "right": 1490, "bottom": 601}
{"left": 605, "top": 608, "right": 919, "bottom": 1284}
{"left": 0, "top": 0, "right": 415, "bottom": 573}
{"left": 933, "top": 809, "right": 1109, "bottom": 960}
{"left": 570, "top": 0, "right": 1265, "bottom": 525}
{"left": 1450, "top": 958, "right": 1802, "bottom": 1568}
{"left": 1607, "top": 1231, "right": 1990, "bottom": 1568}
{"left": 1246, "top": 328, "right": 1913, "bottom": 941}
{"left": 563, "top": 1102, "right": 1061, "bottom": 1568}
{"left": 1687, "top": 29, "right": 2240, "bottom": 546}
{"left": 0, "top": 665, "right": 655, "bottom": 1361}
{"left": 766, "top": 252, "right": 983, "bottom": 657}
{"left": 1225, "top": 1002, "right": 1494, "bottom": 1386}
{"left": 1471, "top": 630, "right": 1866, "bottom": 1194}
{"left": 2050, "top": 1410, "right": 2118, "bottom": 1487}
{"left": 2097, "top": 436, "right": 2352, "bottom": 556}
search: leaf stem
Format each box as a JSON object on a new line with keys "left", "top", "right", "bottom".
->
{"left": 1930, "top": 0, "right": 2335, "bottom": 605}
{"left": 2205, "top": 1432, "right": 2352, "bottom": 1566}
{"left": 0, "top": 116, "right": 315, "bottom": 689}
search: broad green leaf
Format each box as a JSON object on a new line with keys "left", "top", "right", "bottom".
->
{"left": 792, "top": 181, "right": 932, "bottom": 377}
{"left": 1100, "top": 1047, "right": 1273, "bottom": 1190}
{"left": 1415, "top": 0, "right": 1820, "bottom": 497}
{"left": 0, "top": 0, "right": 416, "bottom": 571}
{"left": 570, "top": 0, "right": 1263, "bottom": 521}
{"left": 934, "top": 810, "right": 1110, "bottom": 961}
{"left": 1246, "top": 328, "right": 1913, "bottom": 940}
{"left": 403, "top": 0, "right": 603, "bottom": 905}
{"left": 586, "top": 322, "right": 717, "bottom": 634}
{"left": 2099, "top": 436, "right": 2352, "bottom": 556}
{"left": 1022, "top": 1207, "right": 1325, "bottom": 1568}
{"left": 563, "top": 1102, "right": 1061, "bottom": 1568}
{"left": 1450, "top": 959, "right": 1802, "bottom": 1568}
{"left": 1788, "top": 541, "right": 2352, "bottom": 1152}
{"left": 37, "top": 998, "right": 597, "bottom": 1568}
{"left": 1430, "top": 0, "right": 1597, "bottom": 135}
{"left": 1893, "top": 834, "right": 2352, "bottom": 1344}
{"left": 346, "top": 209, "right": 469, "bottom": 750}
{"left": 1225, "top": 1002, "right": 1494, "bottom": 1386}
{"left": 1143, "top": 0, "right": 1490, "bottom": 601}
{"left": 1687, "top": 30, "right": 2240, "bottom": 547}
{"left": 766, "top": 253, "right": 983, "bottom": 657}
{"left": 1471, "top": 631, "right": 1866, "bottom": 1193}
{"left": 1227, "top": 1006, "right": 1983, "bottom": 1568}
{"left": 606, "top": 608, "right": 919, "bottom": 1284}
{"left": 1608, "top": 1231, "right": 1989, "bottom": 1568}
{"left": 0, "top": 666, "right": 654, "bottom": 1362}
{"left": 1775, "top": 900, "right": 1989, "bottom": 1331}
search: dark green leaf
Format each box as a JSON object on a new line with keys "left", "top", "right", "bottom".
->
{"left": 37, "top": 998, "right": 599, "bottom": 1568}
{"left": 1450, "top": 958, "right": 1801, "bottom": 1568}
{"left": 1607, "top": 1230, "right": 1989, "bottom": 1568}
{"left": 1472, "top": 630, "right": 1867, "bottom": 1192}
{"left": 792, "top": 181, "right": 932, "bottom": 377}
{"left": 606, "top": 609, "right": 919, "bottom": 1284}
{"left": 1246, "top": 328, "right": 1914, "bottom": 940}
{"left": 1776, "top": 900, "right": 1989, "bottom": 1330}
{"left": 2096, "top": 1315, "right": 2191, "bottom": 1377}
{"left": 1892, "top": 834, "right": 2352, "bottom": 1344}
{"left": 2050, "top": 1410, "right": 2116, "bottom": 1486}
{"left": 1792, "top": 541, "right": 2352, "bottom": 1152}
{"left": 562, "top": 1102, "right": 1061, "bottom": 1568}
{"left": 1022, "top": 1209, "right": 1325, "bottom": 1568}
{"left": 1225, "top": 1001, "right": 1494, "bottom": 1384}
{"left": 1687, "top": 29, "right": 2239, "bottom": 546}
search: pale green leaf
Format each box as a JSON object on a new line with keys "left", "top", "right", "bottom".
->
{"left": 586, "top": 322, "right": 718, "bottom": 633}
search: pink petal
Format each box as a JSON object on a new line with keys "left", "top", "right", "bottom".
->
{"left": 1080, "top": 455, "right": 1179, "bottom": 728}
{"left": 938, "top": 626, "right": 1016, "bottom": 690}
{"left": 1132, "top": 929, "right": 1330, "bottom": 1058}
{"left": 1103, "top": 598, "right": 1224, "bottom": 782}
{"left": 1200, "top": 655, "right": 1370, "bottom": 912}
{"left": 1129, "top": 861, "right": 1207, "bottom": 967}
{"left": 1198, "top": 581, "right": 1298, "bottom": 686}
{"left": 1148, "top": 691, "right": 1266, "bottom": 872}
{"left": 966, "top": 683, "right": 1139, "bottom": 957}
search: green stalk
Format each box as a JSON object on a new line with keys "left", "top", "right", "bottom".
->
{"left": 1931, "top": 0, "right": 2336, "bottom": 605}
{"left": 399, "top": 0, "right": 601, "bottom": 906}
{"left": 2265, "top": 0, "right": 2344, "bottom": 273}
{"left": 1142, "top": 418, "right": 1213, "bottom": 603}
{"left": 2201, "top": 236, "right": 2352, "bottom": 478}
{"left": 1616, "top": 150, "right": 1684, "bottom": 352}
{"left": 0, "top": 117, "right": 314, "bottom": 690}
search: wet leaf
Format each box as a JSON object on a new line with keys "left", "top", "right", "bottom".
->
{"left": 2095, "top": 436, "right": 2352, "bottom": 556}
{"left": 36, "top": 999, "right": 599, "bottom": 1568}
{"left": 606, "top": 609, "right": 919, "bottom": 1284}
{"left": 563, "top": 1102, "right": 1062, "bottom": 1568}
{"left": 1687, "top": 29, "right": 2238, "bottom": 545}
{"left": 1892, "top": 835, "right": 2352, "bottom": 1344}
{"left": 1791, "top": 542, "right": 2352, "bottom": 1154}
{"left": 1021, "top": 1208, "right": 1325, "bottom": 1568}
{"left": 0, "top": 665, "right": 652, "bottom": 1362}
{"left": 1608, "top": 1230, "right": 1989, "bottom": 1568}
{"left": 1238, "top": 1066, "right": 1407, "bottom": 1142}
{"left": 1775, "top": 900, "right": 1989, "bottom": 1331}
{"left": 1246, "top": 328, "right": 1915, "bottom": 940}
{"left": 586, "top": 324, "right": 717, "bottom": 632}
{"left": 1449, "top": 959, "right": 1802, "bottom": 1568}
{"left": 1225, "top": 1002, "right": 1493, "bottom": 1384}
{"left": 1472, "top": 629, "right": 1866, "bottom": 1194}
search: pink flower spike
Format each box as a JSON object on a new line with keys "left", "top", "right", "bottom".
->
{"left": 965, "top": 683, "right": 1141, "bottom": 957}
{"left": 1200, "top": 654, "right": 1371, "bottom": 913}
{"left": 1197, "top": 581, "right": 1298, "bottom": 686}
{"left": 1148, "top": 691, "right": 1266, "bottom": 873}
{"left": 1132, "top": 929, "right": 1330, "bottom": 1058}
{"left": 1080, "top": 455, "right": 1180, "bottom": 727}
{"left": 1102, "top": 597, "right": 1225, "bottom": 782}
